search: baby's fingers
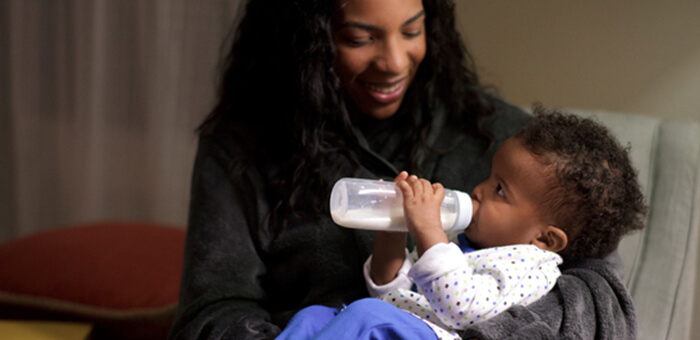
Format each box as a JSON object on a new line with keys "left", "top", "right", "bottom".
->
{"left": 393, "top": 171, "right": 409, "bottom": 183}
{"left": 432, "top": 182, "right": 445, "bottom": 197}
{"left": 396, "top": 179, "right": 414, "bottom": 199}
{"left": 417, "top": 179, "right": 434, "bottom": 196}
{"left": 410, "top": 177, "right": 427, "bottom": 196}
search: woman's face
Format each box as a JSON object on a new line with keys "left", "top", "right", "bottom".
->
{"left": 333, "top": 0, "right": 427, "bottom": 120}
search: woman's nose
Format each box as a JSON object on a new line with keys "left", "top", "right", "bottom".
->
{"left": 375, "top": 37, "right": 408, "bottom": 74}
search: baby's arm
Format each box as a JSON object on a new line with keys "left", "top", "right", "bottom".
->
{"left": 369, "top": 172, "right": 410, "bottom": 286}
{"left": 410, "top": 244, "right": 562, "bottom": 329}
{"left": 396, "top": 175, "right": 449, "bottom": 256}
{"left": 365, "top": 173, "right": 452, "bottom": 294}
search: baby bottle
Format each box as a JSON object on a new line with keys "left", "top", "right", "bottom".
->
{"left": 329, "top": 177, "right": 473, "bottom": 232}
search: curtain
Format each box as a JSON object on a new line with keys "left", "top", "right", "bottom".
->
{"left": 0, "top": 0, "right": 241, "bottom": 243}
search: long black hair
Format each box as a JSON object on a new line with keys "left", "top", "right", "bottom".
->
{"left": 198, "top": 0, "right": 495, "bottom": 222}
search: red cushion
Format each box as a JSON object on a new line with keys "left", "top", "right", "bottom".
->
{"left": 0, "top": 221, "right": 186, "bottom": 339}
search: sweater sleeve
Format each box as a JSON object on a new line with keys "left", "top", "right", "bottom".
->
{"left": 363, "top": 249, "right": 416, "bottom": 297}
{"left": 409, "top": 243, "right": 562, "bottom": 330}
{"left": 169, "top": 137, "right": 280, "bottom": 340}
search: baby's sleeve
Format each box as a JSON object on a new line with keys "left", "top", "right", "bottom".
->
{"left": 363, "top": 248, "right": 418, "bottom": 297}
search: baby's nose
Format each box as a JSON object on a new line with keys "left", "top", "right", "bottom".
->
{"left": 469, "top": 193, "right": 479, "bottom": 217}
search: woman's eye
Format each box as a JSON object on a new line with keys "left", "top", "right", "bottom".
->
{"left": 496, "top": 184, "right": 505, "bottom": 197}
{"left": 403, "top": 30, "right": 422, "bottom": 38}
{"left": 343, "top": 36, "right": 371, "bottom": 47}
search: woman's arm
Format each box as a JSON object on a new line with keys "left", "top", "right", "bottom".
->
{"left": 169, "top": 137, "right": 279, "bottom": 340}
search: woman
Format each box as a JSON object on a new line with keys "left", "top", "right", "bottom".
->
{"left": 169, "top": 0, "right": 636, "bottom": 339}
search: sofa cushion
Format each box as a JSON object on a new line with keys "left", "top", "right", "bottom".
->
{"left": 0, "top": 221, "right": 186, "bottom": 340}
{"left": 571, "top": 109, "right": 700, "bottom": 340}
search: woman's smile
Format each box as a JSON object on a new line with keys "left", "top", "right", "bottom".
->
{"left": 358, "top": 78, "right": 407, "bottom": 103}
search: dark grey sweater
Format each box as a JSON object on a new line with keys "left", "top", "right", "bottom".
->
{"left": 168, "top": 101, "right": 636, "bottom": 339}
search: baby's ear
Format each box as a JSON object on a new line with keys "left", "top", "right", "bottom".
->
{"left": 533, "top": 226, "right": 568, "bottom": 253}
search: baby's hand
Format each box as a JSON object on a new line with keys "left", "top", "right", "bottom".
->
{"left": 396, "top": 174, "right": 445, "bottom": 235}
{"left": 392, "top": 171, "right": 409, "bottom": 184}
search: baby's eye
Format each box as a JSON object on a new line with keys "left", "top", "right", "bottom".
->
{"left": 496, "top": 184, "right": 505, "bottom": 197}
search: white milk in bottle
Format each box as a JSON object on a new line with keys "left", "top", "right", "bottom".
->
{"left": 329, "top": 178, "right": 473, "bottom": 232}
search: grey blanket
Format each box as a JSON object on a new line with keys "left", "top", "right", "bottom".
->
{"left": 463, "top": 251, "right": 635, "bottom": 339}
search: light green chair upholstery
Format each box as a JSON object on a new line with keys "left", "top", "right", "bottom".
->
{"left": 572, "top": 109, "right": 700, "bottom": 340}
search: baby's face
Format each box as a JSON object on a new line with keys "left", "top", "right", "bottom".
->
{"left": 465, "top": 138, "right": 553, "bottom": 249}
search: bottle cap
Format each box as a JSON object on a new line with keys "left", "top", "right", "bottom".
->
{"left": 451, "top": 190, "right": 473, "bottom": 231}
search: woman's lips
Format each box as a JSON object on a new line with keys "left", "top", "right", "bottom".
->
{"left": 364, "top": 81, "right": 402, "bottom": 94}
{"left": 359, "top": 78, "right": 407, "bottom": 104}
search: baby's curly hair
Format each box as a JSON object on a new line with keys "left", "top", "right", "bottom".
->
{"left": 516, "top": 105, "right": 647, "bottom": 262}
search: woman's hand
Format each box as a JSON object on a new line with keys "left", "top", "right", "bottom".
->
{"left": 396, "top": 174, "right": 449, "bottom": 256}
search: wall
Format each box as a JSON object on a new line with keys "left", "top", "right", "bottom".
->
{"left": 0, "top": 0, "right": 16, "bottom": 242}
{"left": 455, "top": 1, "right": 700, "bottom": 123}
{"left": 0, "top": 0, "right": 239, "bottom": 243}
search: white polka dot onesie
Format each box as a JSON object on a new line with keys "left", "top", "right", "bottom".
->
{"left": 363, "top": 237, "right": 562, "bottom": 340}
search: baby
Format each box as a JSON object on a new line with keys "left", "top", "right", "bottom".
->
{"left": 277, "top": 106, "right": 647, "bottom": 340}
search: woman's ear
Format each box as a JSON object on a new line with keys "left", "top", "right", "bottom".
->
{"left": 533, "top": 226, "right": 568, "bottom": 253}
